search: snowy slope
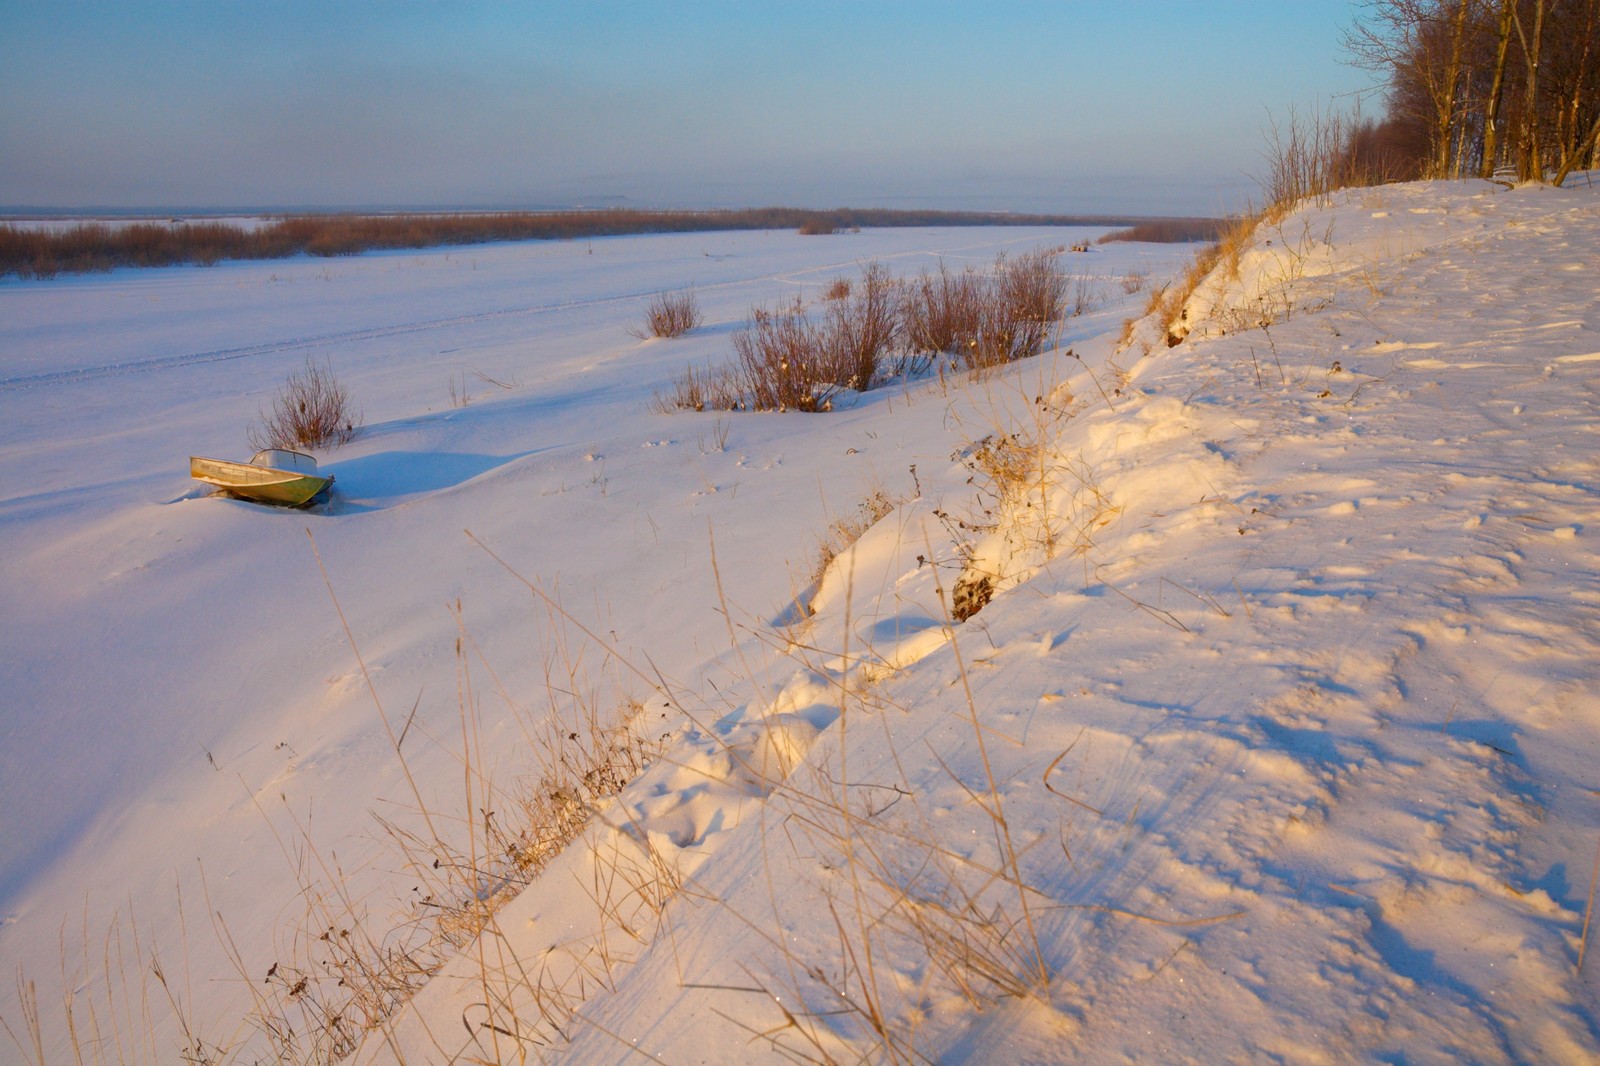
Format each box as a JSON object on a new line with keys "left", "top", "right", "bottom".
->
{"left": 349, "top": 179, "right": 1600, "bottom": 1064}
{"left": 0, "top": 225, "right": 1183, "bottom": 1062}
{"left": 4, "top": 178, "right": 1597, "bottom": 1065}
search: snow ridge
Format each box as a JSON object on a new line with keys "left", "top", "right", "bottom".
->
{"left": 353, "top": 179, "right": 1600, "bottom": 1063}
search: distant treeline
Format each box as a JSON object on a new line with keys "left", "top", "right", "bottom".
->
{"left": 1095, "top": 217, "right": 1233, "bottom": 244}
{"left": 0, "top": 207, "right": 1222, "bottom": 279}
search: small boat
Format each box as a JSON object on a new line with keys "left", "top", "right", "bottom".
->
{"left": 190, "top": 448, "right": 334, "bottom": 507}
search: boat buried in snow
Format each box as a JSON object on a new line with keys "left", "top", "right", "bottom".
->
{"left": 189, "top": 448, "right": 334, "bottom": 507}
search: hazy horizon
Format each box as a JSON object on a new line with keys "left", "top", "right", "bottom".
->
{"left": 2, "top": 1, "right": 1373, "bottom": 217}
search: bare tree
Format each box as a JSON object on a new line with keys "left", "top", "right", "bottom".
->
{"left": 1349, "top": 0, "right": 1600, "bottom": 184}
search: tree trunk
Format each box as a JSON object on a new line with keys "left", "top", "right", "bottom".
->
{"left": 1480, "top": 0, "right": 1516, "bottom": 179}
{"left": 1553, "top": 109, "right": 1600, "bottom": 185}
{"left": 1515, "top": 0, "right": 1547, "bottom": 181}
{"left": 1431, "top": 0, "right": 1473, "bottom": 177}
{"left": 1558, "top": 0, "right": 1598, "bottom": 174}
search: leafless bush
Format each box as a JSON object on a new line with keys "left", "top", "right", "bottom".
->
{"left": 897, "top": 249, "right": 1069, "bottom": 372}
{"left": 1068, "top": 272, "right": 1104, "bottom": 316}
{"left": 825, "top": 261, "right": 899, "bottom": 392}
{"left": 898, "top": 261, "right": 987, "bottom": 361}
{"left": 1263, "top": 104, "right": 1386, "bottom": 209}
{"left": 991, "top": 247, "right": 1067, "bottom": 354}
{"left": 727, "top": 262, "right": 898, "bottom": 411}
{"left": 732, "top": 297, "right": 828, "bottom": 410}
{"left": 630, "top": 288, "right": 703, "bottom": 339}
{"left": 249, "top": 357, "right": 361, "bottom": 451}
{"left": 658, "top": 249, "right": 1071, "bottom": 413}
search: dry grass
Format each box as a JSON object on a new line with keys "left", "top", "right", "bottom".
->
{"left": 1123, "top": 106, "right": 1393, "bottom": 357}
{"left": 248, "top": 357, "right": 361, "bottom": 452}
{"left": 651, "top": 362, "right": 741, "bottom": 414}
{"left": 4, "top": 489, "right": 1100, "bottom": 1064}
{"left": 942, "top": 369, "right": 1117, "bottom": 623}
{"left": 630, "top": 289, "right": 703, "bottom": 339}
{"left": 810, "top": 486, "right": 903, "bottom": 593}
{"left": 1131, "top": 209, "right": 1265, "bottom": 353}
{"left": 716, "top": 558, "right": 1065, "bottom": 1064}
{"left": 231, "top": 571, "right": 667, "bottom": 1063}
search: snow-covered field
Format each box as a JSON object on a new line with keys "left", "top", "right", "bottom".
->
{"left": 3, "top": 180, "right": 1598, "bottom": 1063}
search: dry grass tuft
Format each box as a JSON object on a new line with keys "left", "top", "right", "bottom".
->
{"left": 630, "top": 289, "right": 703, "bottom": 339}
{"left": 811, "top": 487, "right": 903, "bottom": 592}
{"left": 651, "top": 362, "right": 741, "bottom": 414}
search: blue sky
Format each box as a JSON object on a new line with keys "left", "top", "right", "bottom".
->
{"left": 1, "top": 2, "right": 1376, "bottom": 215}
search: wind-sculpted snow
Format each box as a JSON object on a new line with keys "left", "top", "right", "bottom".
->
{"left": 523, "top": 180, "right": 1600, "bottom": 1062}
{"left": 4, "top": 185, "right": 1598, "bottom": 1063}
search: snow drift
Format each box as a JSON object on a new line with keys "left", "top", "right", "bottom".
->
{"left": 3, "top": 179, "right": 1598, "bottom": 1064}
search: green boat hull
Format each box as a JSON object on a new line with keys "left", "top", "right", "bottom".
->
{"left": 190, "top": 450, "right": 334, "bottom": 507}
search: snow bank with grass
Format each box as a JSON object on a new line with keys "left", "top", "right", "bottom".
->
{"left": 4, "top": 177, "right": 1598, "bottom": 1064}
{"left": 0, "top": 224, "right": 1179, "bottom": 1063}
{"left": 359, "top": 178, "right": 1600, "bottom": 1063}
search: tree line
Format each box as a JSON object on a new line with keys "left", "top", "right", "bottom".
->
{"left": 1349, "top": 0, "right": 1600, "bottom": 185}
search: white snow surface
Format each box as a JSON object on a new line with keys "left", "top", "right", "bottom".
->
{"left": 3, "top": 181, "right": 1598, "bottom": 1064}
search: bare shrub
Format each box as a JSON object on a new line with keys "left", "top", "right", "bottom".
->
{"left": 249, "top": 357, "right": 361, "bottom": 451}
{"left": 957, "top": 248, "right": 1068, "bottom": 370}
{"left": 1069, "top": 272, "right": 1104, "bottom": 316}
{"left": 897, "top": 248, "right": 1069, "bottom": 373}
{"left": 989, "top": 247, "right": 1067, "bottom": 357}
{"left": 821, "top": 276, "right": 852, "bottom": 301}
{"left": 630, "top": 288, "right": 702, "bottom": 339}
{"left": 729, "top": 262, "right": 899, "bottom": 411}
{"left": 732, "top": 297, "right": 828, "bottom": 411}
{"left": 824, "top": 261, "right": 899, "bottom": 392}
{"left": 898, "top": 261, "right": 987, "bottom": 361}
{"left": 1263, "top": 104, "right": 1384, "bottom": 208}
